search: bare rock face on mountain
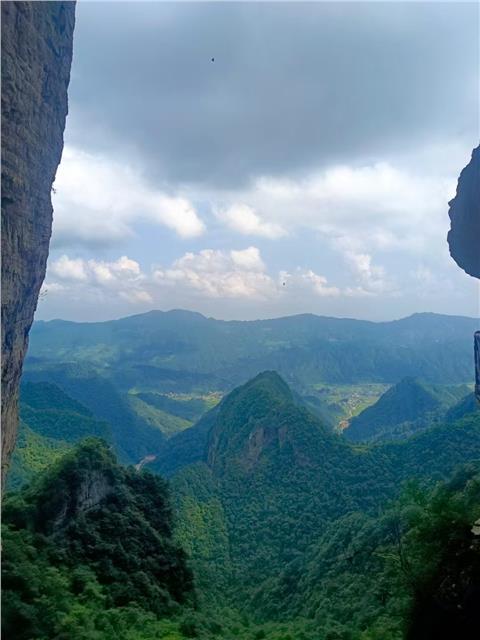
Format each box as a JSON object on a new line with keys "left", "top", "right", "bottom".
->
{"left": 1, "top": 1, "right": 75, "bottom": 484}
{"left": 447, "top": 145, "right": 480, "bottom": 279}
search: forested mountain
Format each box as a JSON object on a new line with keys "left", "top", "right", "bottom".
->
{"left": 19, "top": 310, "right": 477, "bottom": 475}
{"left": 445, "top": 392, "right": 479, "bottom": 422}
{"left": 20, "top": 309, "right": 478, "bottom": 471}
{"left": 4, "top": 370, "right": 480, "bottom": 639}
{"left": 28, "top": 310, "right": 477, "bottom": 391}
{"left": 152, "top": 372, "right": 480, "bottom": 636}
{"left": 2, "top": 440, "right": 196, "bottom": 640}
{"left": 21, "top": 363, "right": 167, "bottom": 463}
{"left": 345, "top": 377, "right": 470, "bottom": 442}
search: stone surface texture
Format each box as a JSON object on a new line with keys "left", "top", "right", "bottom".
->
{"left": 1, "top": 1, "right": 75, "bottom": 484}
{"left": 447, "top": 145, "right": 480, "bottom": 279}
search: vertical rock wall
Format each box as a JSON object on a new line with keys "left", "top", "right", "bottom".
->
{"left": 1, "top": 1, "right": 76, "bottom": 484}
{"left": 447, "top": 145, "right": 480, "bottom": 279}
{"left": 447, "top": 146, "right": 479, "bottom": 399}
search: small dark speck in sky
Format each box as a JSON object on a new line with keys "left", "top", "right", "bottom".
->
{"left": 211, "top": 57, "right": 215, "bottom": 62}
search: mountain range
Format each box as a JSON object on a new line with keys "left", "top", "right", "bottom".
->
{"left": 20, "top": 309, "right": 478, "bottom": 463}
{"left": 5, "top": 368, "right": 480, "bottom": 639}
{"left": 5, "top": 308, "right": 480, "bottom": 639}
{"left": 28, "top": 310, "right": 477, "bottom": 390}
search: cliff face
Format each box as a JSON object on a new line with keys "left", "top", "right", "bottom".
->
{"left": 1, "top": 1, "right": 76, "bottom": 484}
{"left": 475, "top": 332, "right": 480, "bottom": 401}
{"left": 447, "top": 145, "right": 480, "bottom": 279}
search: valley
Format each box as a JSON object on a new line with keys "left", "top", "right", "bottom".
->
{"left": 3, "top": 310, "right": 480, "bottom": 640}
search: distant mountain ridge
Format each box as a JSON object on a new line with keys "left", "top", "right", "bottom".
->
{"left": 28, "top": 310, "right": 478, "bottom": 390}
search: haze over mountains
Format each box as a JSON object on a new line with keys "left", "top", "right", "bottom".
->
{"left": 17, "top": 309, "right": 476, "bottom": 465}
{"left": 28, "top": 309, "right": 477, "bottom": 387}
{"left": 24, "top": 306, "right": 478, "bottom": 383}
{"left": 4, "top": 308, "right": 480, "bottom": 639}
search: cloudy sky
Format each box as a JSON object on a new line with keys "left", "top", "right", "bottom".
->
{"left": 39, "top": 1, "right": 479, "bottom": 322}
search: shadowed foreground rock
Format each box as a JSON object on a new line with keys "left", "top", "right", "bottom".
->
{"left": 447, "top": 145, "right": 480, "bottom": 279}
{"left": 475, "top": 331, "right": 480, "bottom": 401}
{"left": 1, "top": 1, "right": 75, "bottom": 485}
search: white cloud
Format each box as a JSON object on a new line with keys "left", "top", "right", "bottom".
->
{"left": 45, "top": 244, "right": 394, "bottom": 312}
{"left": 218, "top": 203, "right": 286, "bottom": 239}
{"left": 47, "top": 254, "right": 152, "bottom": 304}
{"left": 50, "top": 255, "right": 88, "bottom": 281}
{"left": 230, "top": 246, "right": 265, "bottom": 271}
{"left": 279, "top": 269, "right": 341, "bottom": 298}
{"left": 343, "top": 251, "right": 391, "bottom": 295}
{"left": 153, "top": 247, "right": 275, "bottom": 299}
{"left": 152, "top": 246, "right": 341, "bottom": 301}
{"left": 215, "top": 160, "right": 456, "bottom": 255}
{"left": 52, "top": 146, "right": 205, "bottom": 246}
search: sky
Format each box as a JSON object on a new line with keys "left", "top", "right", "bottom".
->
{"left": 38, "top": 0, "right": 480, "bottom": 323}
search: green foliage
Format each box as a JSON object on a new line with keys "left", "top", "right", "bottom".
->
{"left": 28, "top": 311, "right": 477, "bottom": 396}
{"left": 19, "top": 382, "right": 111, "bottom": 443}
{"left": 346, "top": 377, "right": 470, "bottom": 442}
{"left": 6, "top": 368, "right": 480, "bottom": 640}
{"left": 7, "top": 422, "right": 71, "bottom": 490}
{"left": 164, "top": 373, "right": 480, "bottom": 637}
{"left": 7, "top": 382, "right": 113, "bottom": 489}
{"left": 2, "top": 440, "right": 196, "bottom": 640}
{"left": 22, "top": 365, "right": 166, "bottom": 463}
{"left": 128, "top": 394, "right": 193, "bottom": 437}
{"left": 136, "top": 392, "right": 219, "bottom": 424}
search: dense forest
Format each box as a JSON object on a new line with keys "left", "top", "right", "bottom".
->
{"left": 2, "top": 440, "right": 198, "bottom": 640}
{"left": 3, "top": 364, "right": 480, "bottom": 639}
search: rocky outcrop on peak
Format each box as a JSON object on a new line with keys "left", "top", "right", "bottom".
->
{"left": 447, "top": 145, "right": 480, "bottom": 279}
{"left": 52, "top": 468, "right": 115, "bottom": 530}
{"left": 1, "top": 2, "right": 75, "bottom": 484}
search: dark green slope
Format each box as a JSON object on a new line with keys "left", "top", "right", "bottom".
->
{"left": 345, "top": 377, "right": 469, "bottom": 442}
{"left": 168, "top": 373, "right": 392, "bottom": 602}
{"left": 7, "top": 382, "right": 112, "bottom": 489}
{"left": 444, "top": 392, "right": 479, "bottom": 422}
{"left": 19, "top": 381, "right": 111, "bottom": 442}
{"left": 258, "top": 463, "right": 480, "bottom": 639}
{"left": 22, "top": 364, "right": 166, "bottom": 463}
{"left": 28, "top": 310, "right": 478, "bottom": 389}
{"left": 151, "top": 405, "right": 220, "bottom": 478}
{"left": 2, "top": 440, "right": 195, "bottom": 640}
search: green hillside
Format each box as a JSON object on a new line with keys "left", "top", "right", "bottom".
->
{"left": 345, "top": 377, "right": 470, "bottom": 442}
{"left": 2, "top": 440, "right": 196, "bottom": 640}
{"left": 21, "top": 364, "right": 167, "bottom": 463}
{"left": 7, "top": 382, "right": 112, "bottom": 489}
{"left": 22, "top": 310, "right": 477, "bottom": 469}
{"left": 154, "top": 373, "right": 480, "bottom": 633}
{"left": 5, "top": 371, "right": 480, "bottom": 639}
{"left": 444, "top": 392, "right": 479, "bottom": 422}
